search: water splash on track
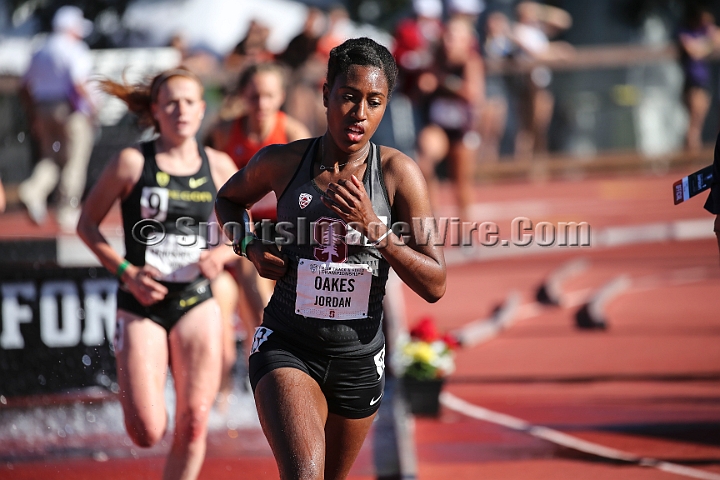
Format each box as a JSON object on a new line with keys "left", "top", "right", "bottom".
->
{"left": 0, "top": 370, "right": 259, "bottom": 461}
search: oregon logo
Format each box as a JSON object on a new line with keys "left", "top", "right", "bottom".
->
{"left": 314, "top": 216, "right": 348, "bottom": 263}
{"left": 156, "top": 171, "right": 170, "bottom": 187}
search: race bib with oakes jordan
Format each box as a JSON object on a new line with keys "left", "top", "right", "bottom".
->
{"left": 295, "top": 259, "right": 372, "bottom": 320}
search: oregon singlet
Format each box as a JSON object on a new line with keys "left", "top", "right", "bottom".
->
{"left": 121, "top": 141, "right": 216, "bottom": 283}
{"left": 263, "top": 138, "right": 391, "bottom": 356}
{"left": 223, "top": 113, "right": 288, "bottom": 221}
{"left": 224, "top": 112, "right": 288, "bottom": 169}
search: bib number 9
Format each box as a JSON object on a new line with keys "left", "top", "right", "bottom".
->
{"left": 141, "top": 187, "right": 169, "bottom": 221}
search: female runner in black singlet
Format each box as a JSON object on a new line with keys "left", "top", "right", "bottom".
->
{"left": 77, "top": 68, "right": 237, "bottom": 480}
{"left": 216, "top": 38, "right": 446, "bottom": 480}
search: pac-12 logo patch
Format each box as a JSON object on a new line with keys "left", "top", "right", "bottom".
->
{"left": 299, "top": 193, "right": 313, "bottom": 209}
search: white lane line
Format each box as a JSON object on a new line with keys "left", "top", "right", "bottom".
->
{"left": 444, "top": 218, "right": 714, "bottom": 266}
{"left": 654, "top": 462, "right": 720, "bottom": 480}
{"left": 454, "top": 265, "right": 717, "bottom": 349}
{"left": 440, "top": 392, "right": 720, "bottom": 480}
{"left": 453, "top": 292, "right": 522, "bottom": 347}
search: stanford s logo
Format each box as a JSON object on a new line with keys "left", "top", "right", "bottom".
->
{"left": 299, "top": 193, "right": 313, "bottom": 209}
{"left": 314, "top": 216, "right": 348, "bottom": 263}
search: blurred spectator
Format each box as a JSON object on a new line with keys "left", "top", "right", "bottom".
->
{"left": 279, "top": 7, "right": 329, "bottom": 137}
{"left": 284, "top": 55, "right": 328, "bottom": 137}
{"left": 393, "top": 0, "right": 444, "bottom": 104}
{"left": 208, "top": 62, "right": 310, "bottom": 397}
{"left": 447, "top": 0, "right": 485, "bottom": 23}
{"left": 511, "top": 1, "right": 573, "bottom": 160}
{"left": 416, "top": 15, "right": 485, "bottom": 221}
{"left": 225, "top": 19, "right": 274, "bottom": 72}
{"left": 281, "top": 4, "right": 336, "bottom": 139}
{"left": 18, "top": 5, "right": 97, "bottom": 232}
{"left": 315, "top": 4, "right": 352, "bottom": 61}
{"left": 678, "top": 3, "right": 720, "bottom": 152}
{"left": 276, "top": 7, "right": 325, "bottom": 71}
{"left": 479, "top": 11, "right": 514, "bottom": 164}
{"left": 0, "top": 178, "right": 5, "bottom": 213}
{"left": 169, "top": 32, "right": 221, "bottom": 77}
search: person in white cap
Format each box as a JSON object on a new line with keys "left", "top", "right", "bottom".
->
{"left": 18, "top": 5, "right": 96, "bottom": 232}
{"left": 447, "top": 0, "right": 485, "bottom": 21}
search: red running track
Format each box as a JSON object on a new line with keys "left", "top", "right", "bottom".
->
{"left": 2, "top": 170, "right": 720, "bottom": 479}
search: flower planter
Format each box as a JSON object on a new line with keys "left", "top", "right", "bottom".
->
{"left": 402, "top": 377, "right": 444, "bottom": 417}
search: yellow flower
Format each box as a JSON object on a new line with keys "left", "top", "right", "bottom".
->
{"left": 413, "top": 341, "right": 438, "bottom": 364}
{"left": 399, "top": 335, "right": 456, "bottom": 380}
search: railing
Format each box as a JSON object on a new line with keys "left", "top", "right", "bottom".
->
{"left": 484, "top": 43, "right": 720, "bottom": 74}
{"left": 0, "top": 42, "right": 717, "bottom": 184}
{"left": 2, "top": 42, "right": 717, "bottom": 91}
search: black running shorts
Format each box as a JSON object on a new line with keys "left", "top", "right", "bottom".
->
{"left": 117, "top": 277, "right": 213, "bottom": 333}
{"left": 248, "top": 326, "right": 386, "bottom": 419}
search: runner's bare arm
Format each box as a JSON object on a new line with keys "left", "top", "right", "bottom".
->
{"left": 215, "top": 140, "right": 310, "bottom": 231}
{"left": 323, "top": 148, "right": 446, "bottom": 303}
{"left": 215, "top": 140, "right": 311, "bottom": 279}
{"left": 77, "top": 147, "right": 143, "bottom": 275}
{"left": 77, "top": 147, "right": 168, "bottom": 304}
{"left": 207, "top": 147, "right": 238, "bottom": 188}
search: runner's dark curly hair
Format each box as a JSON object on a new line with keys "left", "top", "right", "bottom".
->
{"left": 327, "top": 37, "right": 398, "bottom": 97}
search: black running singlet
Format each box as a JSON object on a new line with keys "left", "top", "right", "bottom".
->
{"left": 263, "top": 138, "right": 392, "bottom": 356}
{"left": 121, "top": 141, "right": 217, "bottom": 282}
